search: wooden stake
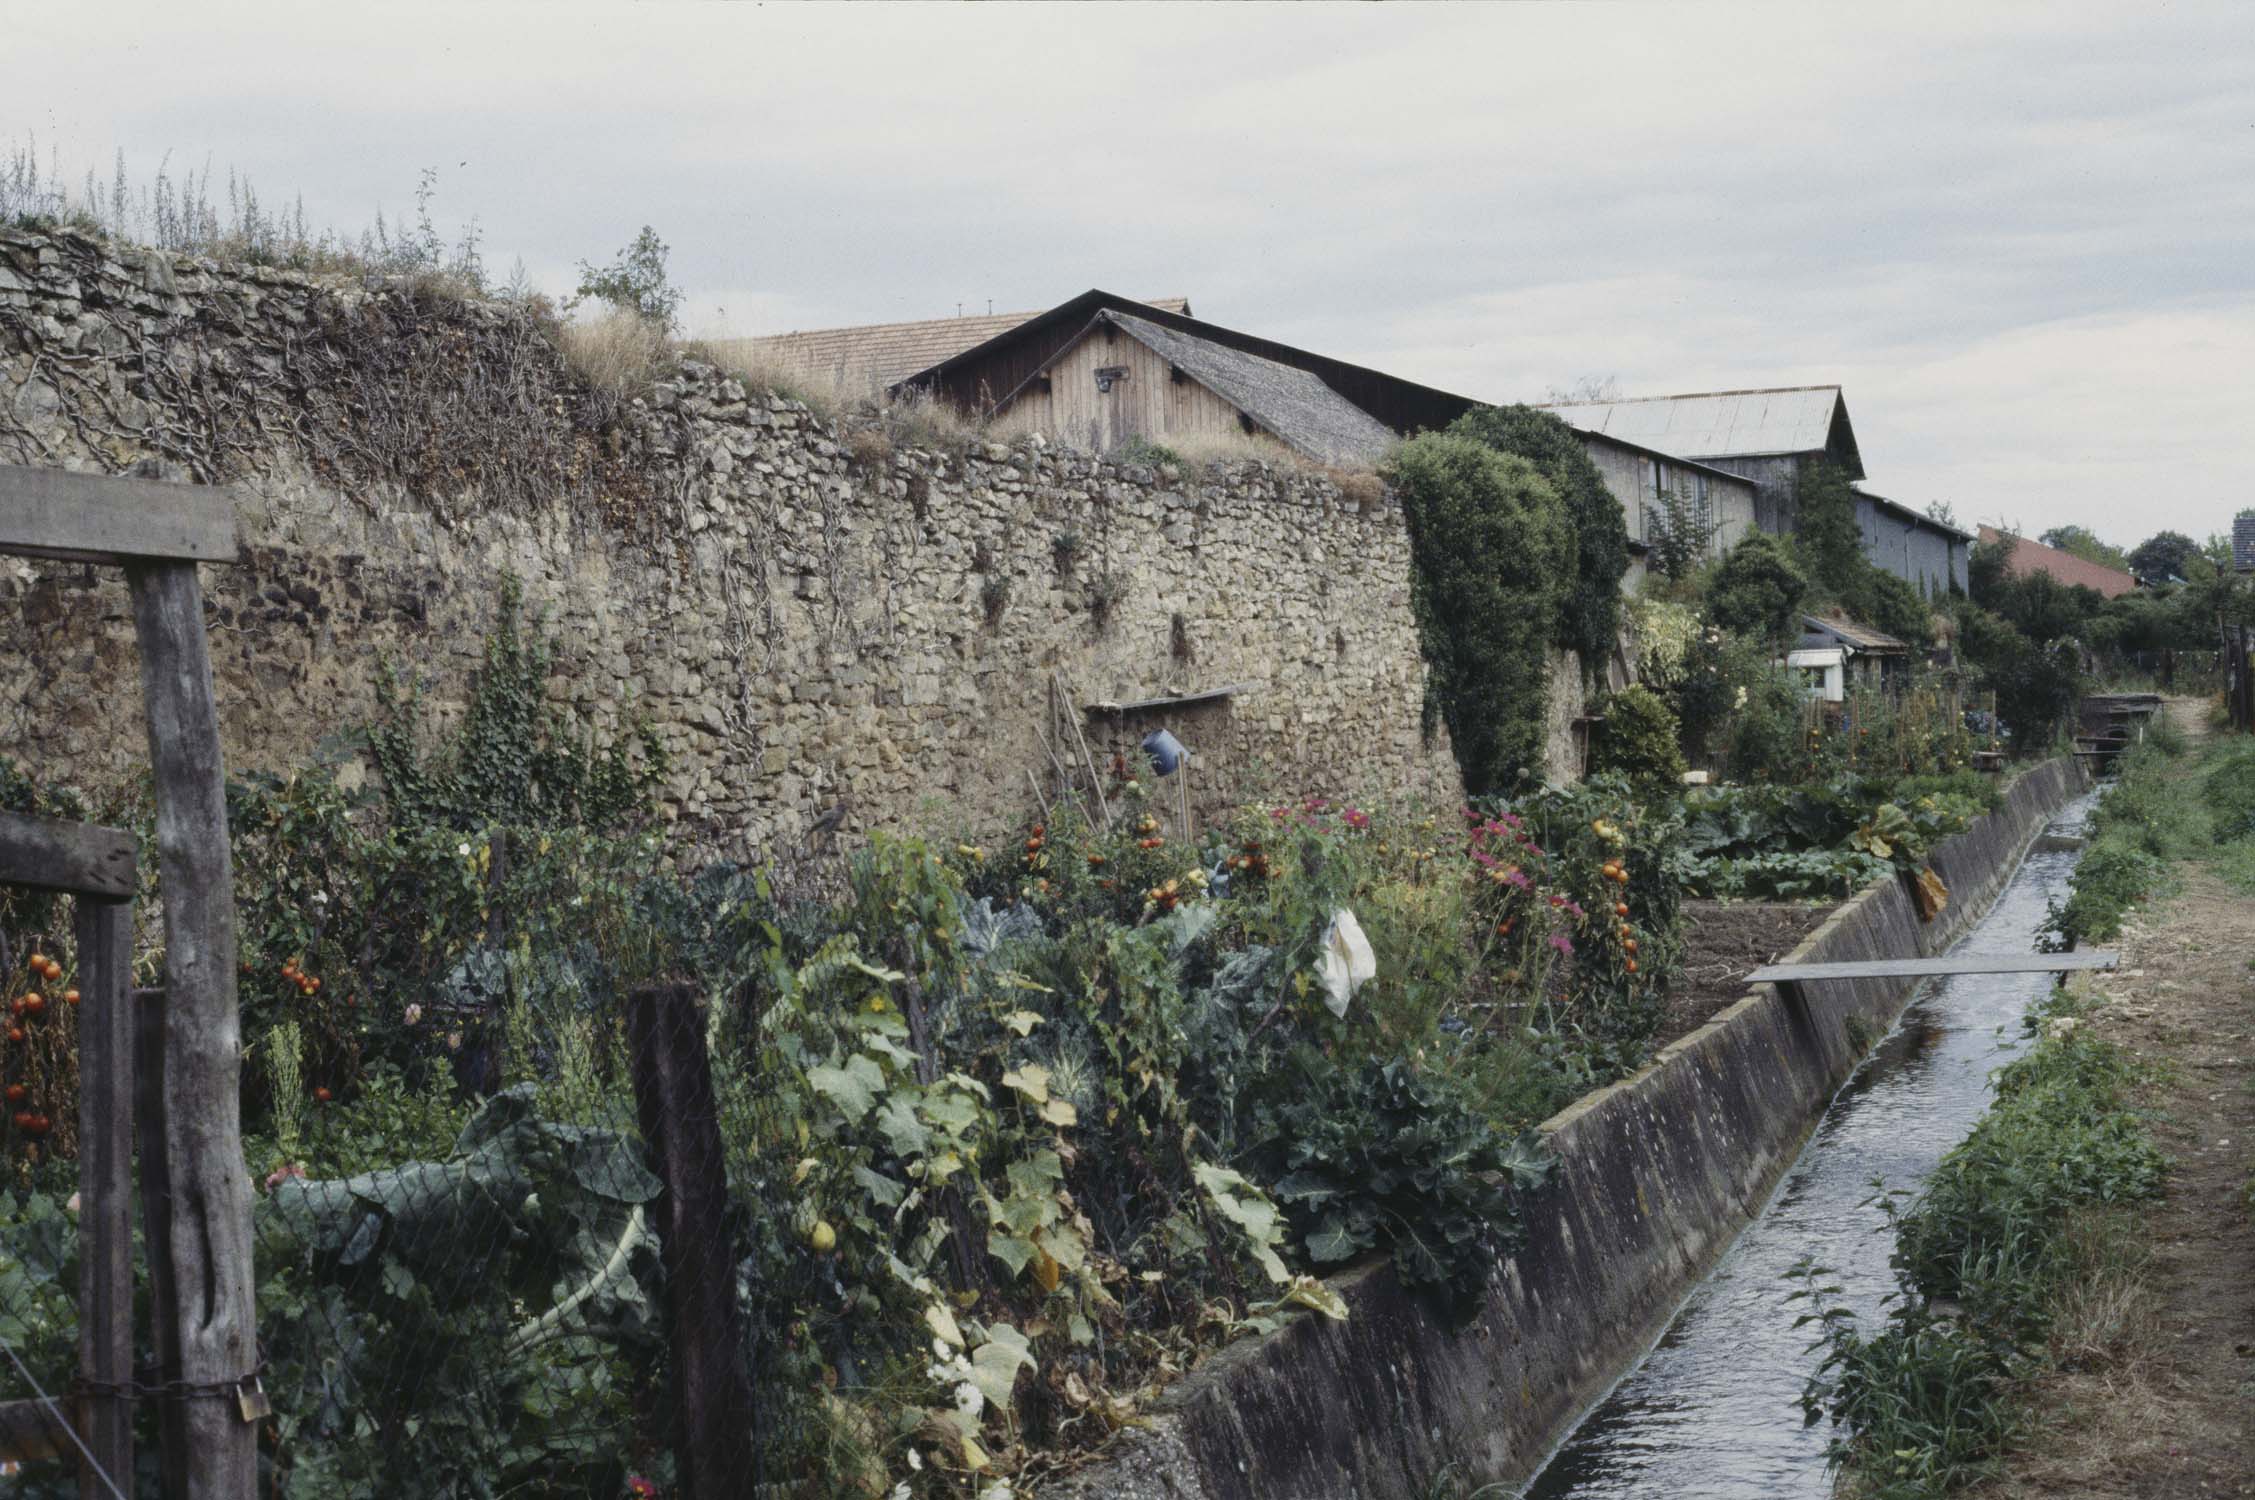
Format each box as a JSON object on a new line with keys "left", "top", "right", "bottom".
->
{"left": 73, "top": 896, "right": 134, "bottom": 1500}
{"left": 134, "top": 987, "right": 189, "bottom": 1489}
{"left": 1054, "top": 672, "right": 1113, "bottom": 832}
{"left": 127, "top": 560, "right": 256, "bottom": 1500}
{"left": 624, "top": 984, "right": 757, "bottom": 1500}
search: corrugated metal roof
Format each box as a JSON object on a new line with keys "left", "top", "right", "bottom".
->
{"left": 707, "top": 297, "right": 1191, "bottom": 396}
{"left": 1539, "top": 386, "right": 1848, "bottom": 462}
{"left": 1567, "top": 426, "right": 1761, "bottom": 489}
{"left": 1976, "top": 526, "right": 2137, "bottom": 599}
{"left": 1097, "top": 311, "right": 1399, "bottom": 467}
{"left": 1801, "top": 614, "right": 1910, "bottom": 653}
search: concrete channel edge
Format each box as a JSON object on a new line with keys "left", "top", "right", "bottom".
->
{"left": 1052, "top": 756, "right": 2093, "bottom": 1500}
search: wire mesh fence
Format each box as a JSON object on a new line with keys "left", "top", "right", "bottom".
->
{"left": 0, "top": 888, "right": 802, "bottom": 1499}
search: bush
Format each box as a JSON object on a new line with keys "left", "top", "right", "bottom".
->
{"left": 1706, "top": 532, "right": 1809, "bottom": 645}
{"left": 569, "top": 225, "right": 683, "bottom": 329}
{"left": 1388, "top": 433, "right": 1571, "bottom": 794}
{"left": 1593, "top": 685, "right": 1687, "bottom": 791}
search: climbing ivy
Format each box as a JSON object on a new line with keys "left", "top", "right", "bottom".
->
{"left": 1388, "top": 433, "right": 1571, "bottom": 795}
{"left": 1446, "top": 404, "right": 1630, "bottom": 673}
{"left": 369, "top": 575, "right": 666, "bottom": 834}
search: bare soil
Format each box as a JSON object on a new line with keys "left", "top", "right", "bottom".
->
{"left": 1973, "top": 705, "right": 2255, "bottom": 1499}
{"left": 1658, "top": 899, "right": 1835, "bottom": 1047}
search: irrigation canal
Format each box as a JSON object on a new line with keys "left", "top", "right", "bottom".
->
{"left": 1521, "top": 786, "right": 2104, "bottom": 1499}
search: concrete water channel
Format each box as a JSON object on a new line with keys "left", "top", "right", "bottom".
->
{"left": 1521, "top": 786, "right": 2104, "bottom": 1499}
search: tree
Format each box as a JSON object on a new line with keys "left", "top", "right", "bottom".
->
{"left": 1447, "top": 405, "right": 1629, "bottom": 673}
{"left": 1705, "top": 532, "right": 1808, "bottom": 645}
{"left": 1924, "top": 498, "right": 1961, "bottom": 529}
{"left": 2128, "top": 530, "right": 2199, "bottom": 585}
{"left": 1791, "top": 461, "right": 1864, "bottom": 597}
{"left": 1388, "top": 433, "right": 1572, "bottom": 795}
{"left": 570, "top": 226, "right": 683, "bottom": 328}
{"left": 2037, "top": 525, "right": 2129, "bottom": 571}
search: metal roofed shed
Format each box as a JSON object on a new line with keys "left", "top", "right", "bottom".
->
{"left": 1536, "top": 385, "right": 1863, "bottom": 474}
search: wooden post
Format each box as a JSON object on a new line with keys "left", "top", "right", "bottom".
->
{"left": 126, "top": 560, "right": 257, "bottom": 1498}
{"left": 72, "top": 896, "right": 134, "bottom": 1500}
{"left": 623, "top": 983, "right": 756, "bottom": 1499}
{"left": 135, "top": 988, "right": 189, "bottom": 1490}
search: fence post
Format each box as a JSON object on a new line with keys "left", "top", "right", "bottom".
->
{"left": 623, "top": 983, "right": 756, "bottom": 1499}
{"left": 626, "top": 983, "right": 757, "bottom": 1497}
{"left": 127, "top": 560, "right": 257, "bottom": 1499}
{"left": 134, "top": 988, "right": 189, "bottom": 1491}
{"left": 72, "top": 896, "right": 134, "bottom": 1500}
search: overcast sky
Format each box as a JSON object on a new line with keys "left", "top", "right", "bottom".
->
{"left": 11, "top": 1, "right": 2252, "bottom": 547}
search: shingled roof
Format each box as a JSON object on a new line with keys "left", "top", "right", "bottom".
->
{"left": 1976, "top": 526, "right": 2137, "bottom": 599}
{"left": 709, "top": 297, "right": 1191, "bottom": 396}
{"left": 1538, "top": 385, "right": 1864, "bottom": 478}
{"left": 1088, "top": 311, "right": 1399, "bottom": 466}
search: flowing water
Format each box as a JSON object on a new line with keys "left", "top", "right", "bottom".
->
{"left": 1521, "top": 788, "right": 2102, "bottom": 1500}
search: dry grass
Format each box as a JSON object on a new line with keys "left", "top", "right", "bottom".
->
{"left": 685, "top": 339, "right": 988, "bottom": 453}
{"left": 556, "top": 309, "right": 674, "bottom": 400}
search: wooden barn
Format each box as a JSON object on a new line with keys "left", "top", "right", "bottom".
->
{"left": 893, "top": 291, "right": 1477, "bottom": 466}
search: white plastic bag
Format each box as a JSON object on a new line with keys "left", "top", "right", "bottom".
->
{"left": 1315, "top": 908, "right": 1377, "bottom": 1018}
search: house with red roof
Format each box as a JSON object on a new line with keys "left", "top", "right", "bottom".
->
{"left": 1976, "top": 526, "right": 2136, "bottom": 598}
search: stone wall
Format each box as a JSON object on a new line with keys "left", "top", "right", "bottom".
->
{"left": 0, "top": 227, "right": 1466, "bottom": 855}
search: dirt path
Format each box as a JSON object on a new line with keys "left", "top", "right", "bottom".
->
{"left": 1976, "top": 704, "right": 2255, "bottom": 1499}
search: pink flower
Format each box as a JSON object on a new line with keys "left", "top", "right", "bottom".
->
{"left": 1343, "top": 808, "right": 1370, "bottom": 831}
{"left": 264, "top": 1162, "right": 307, "bottom": 1192}
{"left": 625, "top": 1477, "right": 660, "bottom": 1499}
{"left": 1566, "top": 901, "right": 1586, "bottom": 920}
{"left": 1471, "top": 848, "right": 1498, "bottom": 869}
{"left": 1549, "top": 931, "right": 1575, "bottom": 956}
{"left": 1504, "top": 869, "right": 1532, "bottom": 890}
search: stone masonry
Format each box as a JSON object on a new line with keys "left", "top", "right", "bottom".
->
{"left": 0, "top": 226, "right": 1465, "bottom": 858}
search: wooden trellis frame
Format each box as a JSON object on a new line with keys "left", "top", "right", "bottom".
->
{"left": 0, "top": 463, "right": 256, "bottom": 1498}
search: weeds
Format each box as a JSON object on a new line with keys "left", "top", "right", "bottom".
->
{"left": 1793, "top": 988, "right": 2164, "bottom": 1498}
{"left": 554, "top": 307, "right": 674, "bottom": 401}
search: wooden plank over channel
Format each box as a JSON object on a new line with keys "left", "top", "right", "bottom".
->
{"left": 0, "top": 463, "right": 237, "bottom": 564}
{"left": 0, "top": 811, "right": 138, "bottom": 900}
{"left": 1748, "top": 951, "right": 2119, "bottom": 984}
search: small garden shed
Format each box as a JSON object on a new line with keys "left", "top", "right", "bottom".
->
{"left": 1789, "top": 614, "right": 1910, "bottom": 701}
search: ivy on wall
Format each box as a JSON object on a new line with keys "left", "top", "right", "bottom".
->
{"left": 1446, "top": 404, "right": 1630, "bottom": 673}
{"left": 1388, "top": 434, "right": 1570, "bottom": 795}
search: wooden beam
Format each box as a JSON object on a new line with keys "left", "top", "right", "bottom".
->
{"left": 1748, "top": 951, "right": 2119, "bottom": 984}
{"left": 73, "top": 897, "right": 134, "bottom": 1500}
{"left": 126, "top": 560, "right": 258, "bottom": 1498}
{"left": 0, "top": 1396, "right": 73, "bottom": 1466}
{"left": 0, "top": 464, "right": 237, "bottom": 564}
{"left": 0, "top": 812, "right": 137, "bottom": 900}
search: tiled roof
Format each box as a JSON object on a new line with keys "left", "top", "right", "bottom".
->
{"left": 709, "top": 297, "right": 1191, "bottom": 397}
{"left": 1976, "top": 526, "right": 2137, "bottom": 599}
{"left": 1098, "top": 311, "right": 1398, "bottom": 467}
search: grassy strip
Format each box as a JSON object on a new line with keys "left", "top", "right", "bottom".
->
{"left": 1789, "top": 987, "right": 2165, "bottom": 1498}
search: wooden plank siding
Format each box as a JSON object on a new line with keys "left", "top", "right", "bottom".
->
{"left": 1003, "top": 325, "right": 1251, "bottom": 454}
